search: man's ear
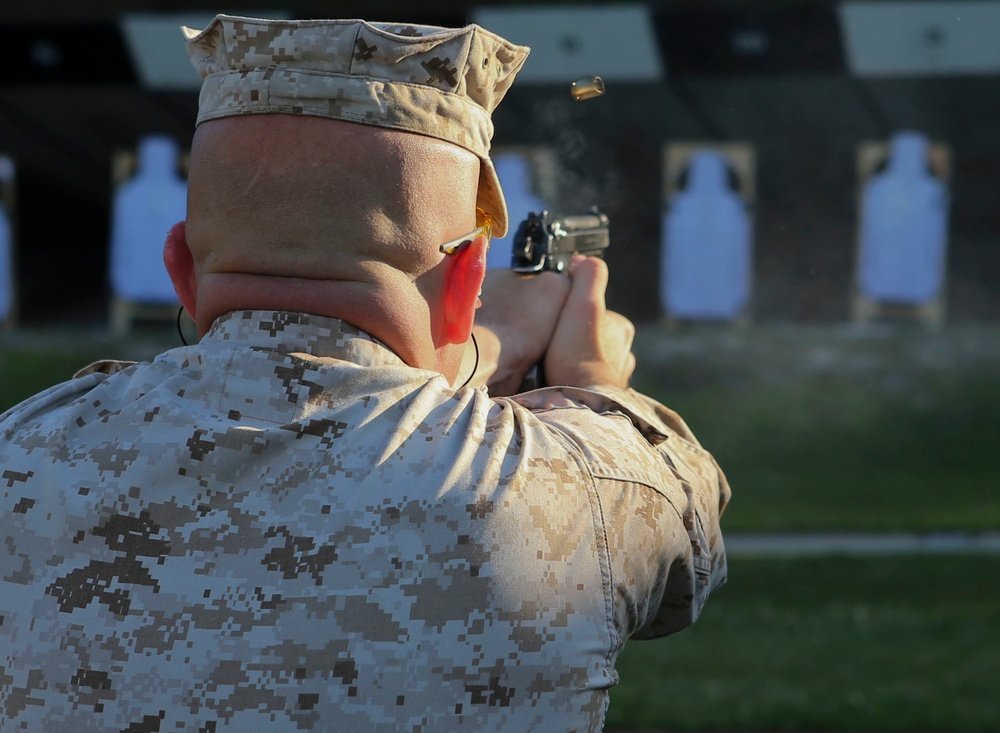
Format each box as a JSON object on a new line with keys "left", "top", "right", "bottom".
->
{"left": 442, "top": 234, "right": 489, "bottom": 344}
{"left": 162, "top": 221, "right": 197, "bottom": 319}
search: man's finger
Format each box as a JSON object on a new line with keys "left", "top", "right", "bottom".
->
{"left": 565, "top": 257, "right": 609, "bottom": 316}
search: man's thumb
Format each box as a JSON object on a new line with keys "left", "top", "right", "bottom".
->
{"left": 566, "top": 256, "right": 609, "bottom": 313}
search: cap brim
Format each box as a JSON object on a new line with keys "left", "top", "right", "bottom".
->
{"left": 478, "top": 157, "right": 509, "bottom": 239}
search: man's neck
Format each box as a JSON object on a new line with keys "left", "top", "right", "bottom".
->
{"left": 195, "top": 272, "right": 445, "bottom": 374}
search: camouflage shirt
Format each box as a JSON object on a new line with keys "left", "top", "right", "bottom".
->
{"left": 0, "top": 310, "right": 729, "bottom": 732}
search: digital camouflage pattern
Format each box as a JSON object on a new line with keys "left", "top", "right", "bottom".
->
{"left": 0, "top": 311, "right": 729, "bottom": 732}
{"left": 182, "top": 16, "right": 530, "bottom": 237}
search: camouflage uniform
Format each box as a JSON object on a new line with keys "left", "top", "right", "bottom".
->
{"left": 1, "top": 311, "right": 729, "bottom": 732}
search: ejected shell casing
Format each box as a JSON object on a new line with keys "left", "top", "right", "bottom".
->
{"left": 570, "top": 76, "right": 604, "bottom": 101}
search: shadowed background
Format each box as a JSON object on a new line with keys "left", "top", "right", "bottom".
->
{"left": 1, "top": 0, "right": 998, "bottom": 325}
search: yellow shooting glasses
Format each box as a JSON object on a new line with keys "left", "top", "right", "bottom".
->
{"left": 438, "top": 208, "right": 493, "bottom": 255}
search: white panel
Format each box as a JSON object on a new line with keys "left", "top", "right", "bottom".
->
{"left": 839, "top": 1, "right": 1000, "bottom": 76}
{"left": 471, "top": 4, "right": 663, "bottom": 83}
{"left": 121, "top": 11, "right": 291, "bottom": 91}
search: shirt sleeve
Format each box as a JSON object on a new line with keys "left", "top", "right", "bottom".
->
{"left": 509, "top": 385, "right": 731, "bottom": 640}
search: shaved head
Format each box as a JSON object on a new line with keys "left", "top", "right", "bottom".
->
{"left": 185, "top": 115, "right": 482, "bottom": 282}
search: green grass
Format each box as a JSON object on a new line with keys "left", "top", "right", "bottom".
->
{"left": 609, "top": 326, "right": 1000, "bottom": 731}
{"left": 655, "top": 376, "right": 1000, "bottom": 532}
{"left": 631, "top": 325, "right": 1000, "bottom": 532}
{"left": 607, "top": 555, "right": 1000, "bottom": 732}
{"left": 0, "top": 327, "right": 174, "bottom": 414}
{"left": 0, "top": 348, "right": 99, "bottom": 412}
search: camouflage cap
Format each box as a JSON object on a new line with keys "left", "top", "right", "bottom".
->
{"left": 182, "top": 15, "right": 530, "bottom": 237}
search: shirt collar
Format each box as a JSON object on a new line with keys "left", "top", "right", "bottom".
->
{"left": 203, "top": 310, "right": 407, "bottom": 368}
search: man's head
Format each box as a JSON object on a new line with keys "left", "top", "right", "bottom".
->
{"left": 184, "top": 114, "right": 483, "bottom": 282}
{"left": 166, "top": 16, "right": 529, "bottom": 378}
{"left": 182, "top": 15, "right": 529, "bottom": 238}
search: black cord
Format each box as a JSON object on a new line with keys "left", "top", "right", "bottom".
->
{"left": 458, "top": 331, "right": 479, "bottom": 389}
{"left": 176, "top": 306, "right": 189, "bottom": 346}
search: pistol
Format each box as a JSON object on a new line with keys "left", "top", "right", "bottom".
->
{"left": 511, "top": 209, "right": 610, "bottom": 274}
{"left": 509, "top": 209, "right": 610, "bottom": 389}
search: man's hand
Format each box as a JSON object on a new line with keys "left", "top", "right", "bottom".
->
{"left": 471, "top": 269, "right": 571, "bottom": 395}
{"left": 544, "top": 256, "right": 635, "bottom": 391}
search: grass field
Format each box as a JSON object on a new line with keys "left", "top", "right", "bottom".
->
{"left": 607, "top": 555, "right": 1000, "bottom": 732}
{"left": 614, "top": 322, "right": 1000, "bottom": 731}
{"left": 2, "top": 320, "right": 999, "bottom": 731}
{"left": 631, "top": 323, "right": 1000, "bottom": 533}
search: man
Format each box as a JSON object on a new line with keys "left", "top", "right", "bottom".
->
{"left": 0, "top": 15, "right": 729, "bottom": 732}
